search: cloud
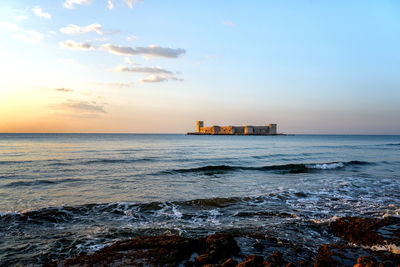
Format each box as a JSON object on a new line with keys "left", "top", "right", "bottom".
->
{"left": 0, "top": 22, "right": 22, "bottom": 31}
{"left": 15, "top": 15, "right": 28, "bottom": 21}
{"left": 33, "top": 6, "right": 51, "bottom": 19}
{"left": 139, "top": 75, "right": 168, "bottom": 83}
{"left": 54, "top": 99, "right": 106, "bottom": 113}
{"left": 114, "top": 65, "right": 172, "bottom": 75}
{"left": 101, "top": 44, "right": 185, "bottom": 58}
{"left": 138, "top": 74, "right": 183, "bottom": 83}
{"left": 223, "top": 21, "right": 235, "bottom": 26}
{"left": 124, "top": 57, "right": 138, "bottom": 65}
{"left": 63, "top": 0, "right": 93, "bottom": 9}
{"left": 60, "top": 23, "right": 103, "bottom": 35}
{"left": 59, "top": 40, "right": 94, "bottom": 51}
{"left": 92, "top": 81, "right": 134, "bottom": 88}
{"left": 14, "top": 30, "right": 43, "bottom": 43}
{"left": 170, "top": 77, "right": 184, "bottom": 82}
{"left": 125, "top": 0, "right": 141, "bottom": 8}
{"left": 107, "top": 0, "right": 114, "bottom": 10}
{"left": 127, "top": 35, "right": 137, "bottom": 41}
{"left": 54, "top": 88, "right": 74, "bottom": 92}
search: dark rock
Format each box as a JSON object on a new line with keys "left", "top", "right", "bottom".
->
{"left": 330, "top": 216, "right": 400, "bottom": 246}
{"left": 204, "top": 233, "right": 240, "bottom": 260}
{"left": 314, "top": 244, "right": 400, "bottom": 267}
{"left": 253, "top": 241, "right": 264, "bottom": 251}
{"left": 195, "top": 253, "right": 213, "bottom": 265}
{"left": 378, "top": 261, "right": 396, "bottom": 267}
{"left": 237, "top": 255, "right": 264, "bottom": 267}
{"left": 221, "top": 258, "right": 238, "bottom": 267}
{"left": 53, "top": 235, "right": 197, "bottom": 267}
{"left": 354, "top": 256, "right": 377, "bottom": 267}
{"left": 266, "top": 251, "right": 284, "bottom": 266}
{"left": 314, "top": 244, "right": 350, "bottom": 267}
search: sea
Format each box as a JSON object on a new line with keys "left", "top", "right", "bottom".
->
{"left": 0, "top": 134, "right": 399, "bottom": 265}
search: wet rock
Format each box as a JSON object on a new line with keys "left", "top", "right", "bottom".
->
{"left": 266, "top": 251, "right": 284, "bottom": 265}
{"left": 204, "top": 233, "right": 240, "bottom": 260}
{"left": 237, "top": 255, "right": 264, "bottom": 267}
{"left": 314, "top": 244, "right": 400, "bottom": 267}
{"left": 48, "top": 233, "right": 242, "bottom": 267}
{"left": 221, "top": 258, "right": 238, "bottom": 267}
{"left": 354, "top": 256, "right": 377, "bottom": 267}
{"left": 330, "top": 216, "right": 400, "bottom": 246}
{"left": 195, "top": 253, "right": 213, "bottom": 265}
{"left": 52, "top": 235, "right": 197, "bottom": 267}
{"left": 253, "top": 241, "right": 264, "bottom": 251}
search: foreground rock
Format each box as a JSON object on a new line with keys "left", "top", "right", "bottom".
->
{"left": 330, "top": 216, "right": 400, "bottom": 247}
{"left": 45, "top": 216, "right": 400, "bottom": 267}
{"left": 314, "top": 216, "right": 400, "bottom": 266}
{"left": 45, "top": 232, "right": 296, "bottom": 267}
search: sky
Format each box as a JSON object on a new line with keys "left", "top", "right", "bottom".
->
{"left": 0, "top": 0, "right": 399, "bottom": 134}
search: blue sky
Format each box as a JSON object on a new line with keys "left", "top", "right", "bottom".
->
{"left": 0, "top": 0, "right": 399, "bottom": 133}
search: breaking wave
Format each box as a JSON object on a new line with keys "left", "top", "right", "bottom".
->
{"left": 168, "top": 160, "right": 370, "bottom": 175}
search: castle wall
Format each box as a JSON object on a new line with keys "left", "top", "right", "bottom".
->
{"left": 196, "top": 122, "right": 276, "bottom": 135}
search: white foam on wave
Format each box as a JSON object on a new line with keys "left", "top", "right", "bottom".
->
{"left": 310, "top": 215, "right": 340, "bottom": 224}
{"left": 309, "top": 162, "right": 344, "bottom": 170}
{"left": 207, "top": 209, "right": 221, "bottom": 225}
{"left": 369, "top": 244, "right": 400, "bottom": 254}
{"left": 172, "top": 205, "right": 182, "bottom": 219}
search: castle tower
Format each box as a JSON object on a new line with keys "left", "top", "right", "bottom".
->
{"left": 196, "top": 121, "right": 204, "bottom": 133}
{"left": 268, "top": 124, "right": 277, "bottom": 135}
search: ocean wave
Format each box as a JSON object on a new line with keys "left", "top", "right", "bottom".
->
{"left": 0, "top": 160, "right": 34, "bottom": 165}
{"left": 385, "top": 143, "right": 400, "bottom": 146}
{"left": 48, "top": 158, "right": 154, "bottom": 166}
{"left": 2, "top": 178, "right": 83, "bottom": 188}
{"left": 167, "top": 160, "right": 371, "bottom": 175}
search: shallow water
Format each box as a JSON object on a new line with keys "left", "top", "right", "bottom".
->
{"left": 0, "top": 134, "right": 399, "bottom": 265}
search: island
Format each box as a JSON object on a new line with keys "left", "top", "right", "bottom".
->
{"left": 187, "top": 121, "right": 280, "bottom": 135}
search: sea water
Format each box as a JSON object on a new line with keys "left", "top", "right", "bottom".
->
{"left": 0, "top": 134, "right": 399, "bottom": 265}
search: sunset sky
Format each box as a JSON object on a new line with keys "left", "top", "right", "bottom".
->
{"left": 1, "top": 0, "right": 399, "bottom": 134}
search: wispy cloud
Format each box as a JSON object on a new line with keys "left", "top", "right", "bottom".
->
{"left": 33, "top": 6, "right": 51, "bottom": 19}
{"left": 124, "top": 57, "right": 138, "bottom": 65}
{"left": 223, "top": 21, "right": 235, "bottom": 26}
{"left": 107, "top": 0, "right": 114, "bottom": 10}
{"left": 63, "top": 0, "right": 93, "bottom": 9}
{"left": 101, "top": 44, "right": 185, "bottom": 58}
{"left": 125, "top": 0, "right": 141, "bottom": 8}
{"left": 139, "top": 75, "right": 168, "bottom": 83}
{"left": 59, "top": 40, "right": 94, "bottom": 51}
{"left": 14, "top": 30, "right": 43, "bottom": 43}
{"left": 60, "top": 23, "right": 103, "bottom": 35}
{"left": 0, "top": 22, "right": 22, "bottom": 31}
{"left": 113, "top": 65, "right": 173, "bottom": 75}
{"left": 54, "top": 88, "right": 74, "bottom": 92}
{"left": 92, "top": 81, "right": 135, "bottom": 88}
{"left": 127, "top": 35, "right": 137, "bottom": 42}
{"left": 53, "top": 99, "right": 106, "bottom": 113}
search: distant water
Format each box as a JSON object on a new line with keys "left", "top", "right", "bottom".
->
{"left": 0, "top": 134, "right": 399, "bottom": 265}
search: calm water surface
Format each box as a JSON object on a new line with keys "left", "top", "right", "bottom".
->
{"left": 0, "top": 134, "right": 399, "bottom": 265}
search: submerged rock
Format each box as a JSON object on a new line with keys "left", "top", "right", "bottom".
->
{"left": 45, "top": 233, "right": 241, "bottom": 267}
{"left": 330, "top": 216, "right": 400, "bottom": 246}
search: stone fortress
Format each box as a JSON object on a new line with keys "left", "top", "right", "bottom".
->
{"left": 187, "top": 121, "right": 278, "bottom": 135}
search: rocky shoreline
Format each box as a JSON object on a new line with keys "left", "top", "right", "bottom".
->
{"left": 44, "top": 216, "right": 400, "bottom": 267}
